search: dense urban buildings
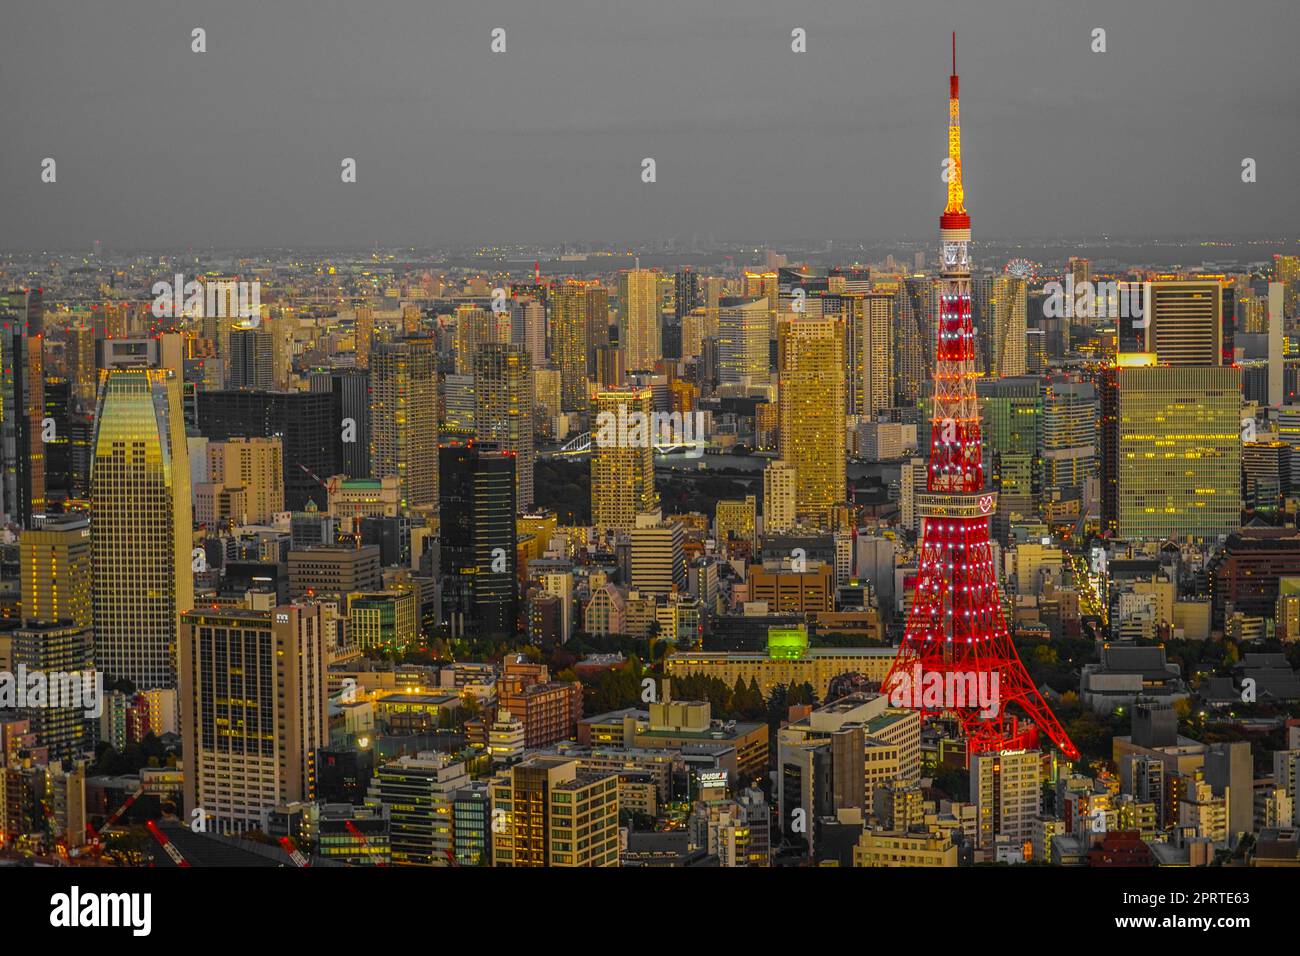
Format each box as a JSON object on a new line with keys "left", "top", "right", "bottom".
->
{"left": 1, "top": 22, "right": 1297, "bottom": 896}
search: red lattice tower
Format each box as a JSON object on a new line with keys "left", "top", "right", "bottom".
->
{"left": 884, "top": 36, "right": 1079, "bottom": 763}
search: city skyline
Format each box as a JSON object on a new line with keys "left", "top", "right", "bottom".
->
{"left": 2, "top": 11, "right": 1299, "bottom": 904}
{"left": 3, "top": 0, "right": 1299, "bottom": 251}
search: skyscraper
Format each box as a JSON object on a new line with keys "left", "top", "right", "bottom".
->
{"left": 1040, "top": 377, "right": 1097, "bottom": 523}
{"left": 762, "top": 460, "right": 797, "bottom": 534}
{"left": 0, "top": 288, "right": 46, "bottom": 528}
{"left": 717, "top": 296, "right": 770, "bottom": 392}
{"left": 453, "top": 305, "right": 495, "bottom": 375}
{"left": 511, "top": 296, "right": 547, "bottom": 369}
{"left": 439, "top": 442, "right": 518, "bottom": 638}
{"left": 92, "top": 368, "right": 194, "bottom": 689}
{"left": 474, "top": 342, "right": 534, "bottom": 510}
{"left": 1143, "top": 280, "right": 1223, "bottom": 367}
{"left": 987, "top": 275, "right": 1028, "bottom": 378}
{"left": 1113, "top": 362, "right": 1241, "bottom": 540}
{"left": 370, "top": 336, "right": 439, "bottom": 511}
{"left": 21, "top": 511, "right": 92, "bottom": 629}
{"left": 228, "top": 323, "right": 273, "bottom": 389}
{"left": 620, "top": 269, "right": 659, "bottom": 373}
{"left": 551, "top": 282, "right": 591, "bottom": 414}
{"left": 590, "top": 387, "right": 659, "bottom": 533}
{"left": 854, "top": 292, "right": 894, "bottom": 419}
{"left": 777, "top": 317, "right": 845, "bottom": 528}
{"left": 310, "top": 366, "right": 371, "bottom": 480}
{"left": 180, "top": 605, "right": 327, "bottom": 833}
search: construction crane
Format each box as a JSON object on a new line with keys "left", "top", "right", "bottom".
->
{"left": 343, "top": 819, "right": 392, "bottom": 866}
{"left": 145, "top": 820, "right": 189, "bottom": 867}
{"left": 84, "top": 785, "right": 146, "bottom": 858}
{"left": 279, "top": 835, "right": 311, "bottom": 868}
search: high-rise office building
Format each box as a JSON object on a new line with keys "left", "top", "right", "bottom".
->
{"left": 92, "top": 368, "right": 194, "bottom": 690}
{"left": 717, "top": 296, "right": 770, "bottom": 392}
{"left": 777, "top": 317, "right": 845, "bottom": 528}
{"left": 453, "top": 305, "right": 494, "bottom": 375}
{"left": 971, "top": 749, "right": 1042, "bottom": 850}
{"left": 1143, "top": 280, "right": 1223, "bottom": 367}
{"left": 1111, "top": 362, "right": 1241, "bottom": 540}
{"left": 590, "top": 387, "right": 659, "bottom": 533}
{"left": 551, "top": 282, "right": 592, "bottom": 414}
{"left": 310, "top": 367, "right": 371, "bottom": 480}
{"left": 13, "top": 621, "right": 94, "bottom": 759}
{"left": 489, "top": 756, "right": 620, "bottom": 867}
{"left": 763, "top": 460, "right": 797, "bottom": 534}
{"left": 369, "top": 752, "right": 469, "bottom": 866}
{"left": 621, "top": 269, "right": 660, "bottom": 373}
{"left": 511, "top": 297, "right": 547, "bottom": 369}
{"left": 585, "top": 285, "right": 610, "bottom": 376}
{"left": 985, "top": 275, "right": 1028, "bottom": 377}
{"left": 630, "top": 518, "right": 686, "bottom": 595}
{"left": 439, "top": 443, "right": 518, "bottom": 638}
{"left": 228, "top": 324, "right": 273, "bottom": 389}
{"left": 674, "top": 268, "right": 700, "bottom": 320}
{"left": 180, "top": 605, "right": 327, "bottom": 833}
{"left": 202, "top": 436, "right": 285, "bottom": 525}
{"left": 474, "top": 343, "right": 534, "bottom": 510}
{"left": 196, "top": 390, "right": 336, "bottom": 511}
{"left": 0, "top": 288, "right": 46, "bottom": 528}
{"left": 371, "top": 336, "right": 439, "bottom": 511}
{"left": 1273, "top": 254, "right": 1299, "bottom": 321}
{"left": 891, "top": 276, "right": 937, "bottom": 406}
{"left": 852, "top": 292, "right": 894, "bottom": 419}
{"left": 1040, "top": 378, "right": 1097, "bottom": 521}
{"left": 20, "top": 511, "right": 92, "bottom": 629}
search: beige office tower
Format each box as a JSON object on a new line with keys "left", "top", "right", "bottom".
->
{"left": 268, "top": 312, "right": 295, "bottom": 389}
{"left": 1142, "top": 280, "right": 1223, "bottom": 366}
{"left": 777, "top": 318, "right": 846, "bottom": 528}
{"left": 91, "top": 368, "right": 194, "bottom": 690}
{"left": 590, "top": 387, "right": 659, "bottom": 533}
{"left": 370, "top": 337, "right": 439, "bottom": 510}
{"left": 68, "top": 316, "right": 98, "bottom": 406}
{"left": 988, "top": 275, "right": 1028, "bottom": 378}
{"left": 490, "top": 756, "right": 620, "bottom": 867}
{"left": 1275, "top": 254, "right": 1300, "bottom": 320}
{"left": 180, "top": 605, "right": 326, "bottom": 833}
{"left": 971, "top": 749, "right": 1041, "bottom": 851}
{"left": 453, "top": 305, "right": 494, "bottom": 375}
{"left": 20, "top": 512, "right": 92, "bottom": 629}
{"left": 744, "top": 271, "right": 780, "bottom": 338}
{"left": 551, "top": 283, "right": 591, "bottom": 414}
{"left": 681, "top": 307, "right": 708, "bottom": 360}
{"left": 854, "top": 292, "right": 894, "bottom": 418}
{"left": 515, "top": 297, "right": 547, "bottom": 369}
{"left": 533, "top": 367, "right": 562, "bottom": 438}
{"left": 475, "top": 343, "right": 535, "bottom": 509}
{"left": 763, "top": 460, "right": 797, "bottom": 534}
{"left": 355, "top": 304, "right": 375, "bottom": 367}
{"left": 702, "top": 276, "right": 725, "bottom": 340}
{"left": 620, "top": 269, "right": 660, "bottom": 373}
{"left": 204, "top": 436, "right": 285, "bottom": 525}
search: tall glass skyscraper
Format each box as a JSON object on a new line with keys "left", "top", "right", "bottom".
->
{"left": 91, "top": 368, "right": 194, "bottom": 689}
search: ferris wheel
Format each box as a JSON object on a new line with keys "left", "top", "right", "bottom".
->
{"left": 1003, "top": 258, "right": 1040, "bottom": 280}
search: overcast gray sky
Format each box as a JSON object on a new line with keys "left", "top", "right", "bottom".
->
{"left": 2, "top": 0, "right": 1297, "bottom": 250}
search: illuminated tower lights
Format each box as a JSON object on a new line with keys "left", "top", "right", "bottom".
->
{"left": 884, "top": 36, "right": 1079, "bottom": 763}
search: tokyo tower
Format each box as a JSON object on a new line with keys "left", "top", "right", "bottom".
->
{"left": 883, "top": 35, "right": 1079, "bottom": 762}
